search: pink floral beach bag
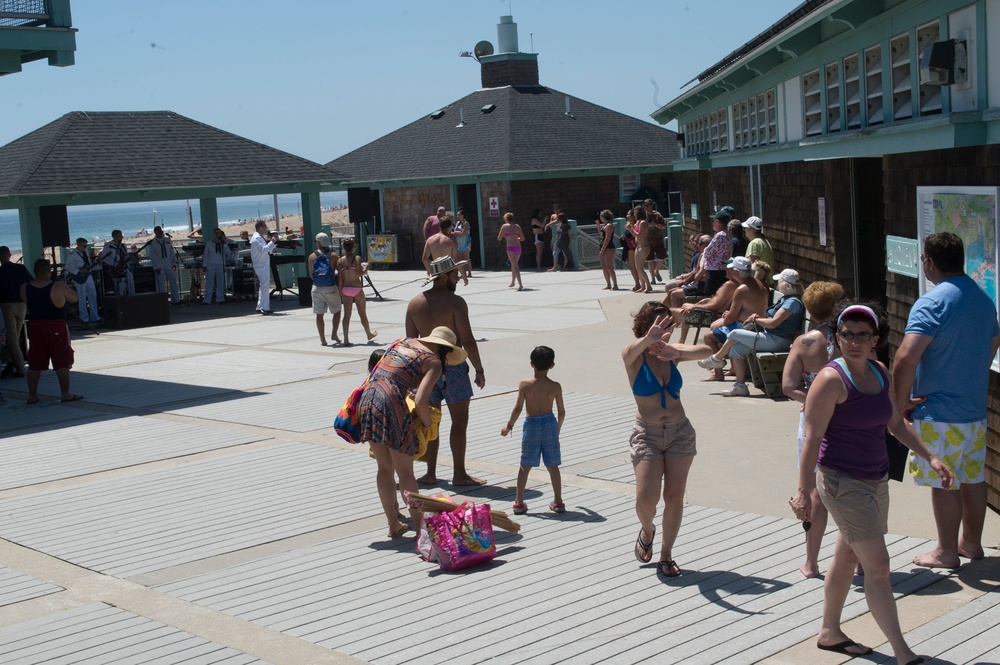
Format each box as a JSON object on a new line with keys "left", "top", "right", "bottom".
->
{"left": 422, "top": 500, "right": 496, "bottom": 571}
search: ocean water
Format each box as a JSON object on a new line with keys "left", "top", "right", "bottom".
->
{"left": 0, "top": 192, "right": 348, "bottom": 253}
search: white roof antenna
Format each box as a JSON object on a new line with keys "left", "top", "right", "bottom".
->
{"left": 456, "top": 108, "right": 465, "bottom": 128}
{"left": 565, "top": 97, "right": 575, "bottom": 119}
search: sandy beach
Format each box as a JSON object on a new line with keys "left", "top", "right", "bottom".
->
{"left": 9, "top": 207, "right": 354, "bottom": 264}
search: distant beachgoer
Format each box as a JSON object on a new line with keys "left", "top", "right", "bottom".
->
{"left": 530, "top": 208, "right": 546, "bottom": 270}
{"left": 422, "top": 216, "right": 459, "bottom": 277}
{"left": 423, "top": 206, "right": 446, "bottom": 240}
{"left": 497, "top": 212, "right": 525, "bottom": 290}
{"left": 308, "top": 232, "right": 342, "bottom": 346}
{"left": 337, "top": 238, "right": 378, "bottom": 345}
{"left": 598, "top": 209, "right": 618, "bottom": 290}
{"left": 454, "top": 209, "right": 472, "bottom": 283}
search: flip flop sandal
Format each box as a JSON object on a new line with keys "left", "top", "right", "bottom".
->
{"left": 549, "top": 501, "right": 566, "bottom": 513}
{"left": 658, "top": 559, "right": 681, "bottom": 577}
{"left": 634, "top": 526, "right": 654, "bottom": 563}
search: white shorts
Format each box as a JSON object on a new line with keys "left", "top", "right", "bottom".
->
{"left": 909, "top": 419, "right": 987, "bottom": 489}
{"left": 312, "top": 285, "right": 342, "bottom": 314}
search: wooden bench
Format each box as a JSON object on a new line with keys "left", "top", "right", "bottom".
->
{"left": 748, "top": 352, "right": 789, "bottom": 398}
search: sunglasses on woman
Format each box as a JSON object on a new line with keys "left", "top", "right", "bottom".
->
{"left": 838, "top": 331, "right": 874, "bottom": 341}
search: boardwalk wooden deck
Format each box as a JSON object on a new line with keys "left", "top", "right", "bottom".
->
{"left": 0, "top": 269, "right": 996, "bottom": 664}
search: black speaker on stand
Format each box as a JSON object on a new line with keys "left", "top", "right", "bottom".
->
{"left": 40, "top": 205, "right": 71, "bottom": 247}
{"left": 40, "top": 205, "right": 71, "bottom": 278}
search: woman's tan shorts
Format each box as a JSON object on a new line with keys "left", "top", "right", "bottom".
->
{"left": 817, "top": 466, "right": 889, "bottom": 544}
{"left": 630, "top": 417, "right": 697, "bottom": 464}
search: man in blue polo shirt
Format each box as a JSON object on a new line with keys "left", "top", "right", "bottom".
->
{"left": 893, "top": 231, "right": 1000, "bottom": 569}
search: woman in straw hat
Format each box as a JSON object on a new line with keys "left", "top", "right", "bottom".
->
{"left": 359, "top": 326, "right": 468, "bottom": 537}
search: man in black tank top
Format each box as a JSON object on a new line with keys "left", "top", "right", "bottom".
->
{"left": 20, "top": 259, "right": 81, "bottom": 404}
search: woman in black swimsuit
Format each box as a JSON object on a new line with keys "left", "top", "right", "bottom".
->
{"left": 530, "top": 208, "right": 545, "bottom": 271}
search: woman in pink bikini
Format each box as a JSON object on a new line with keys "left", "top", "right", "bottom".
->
{"left": 497, "top": 212, "right": 525, "bottom": 290}
{"left": 337, "top": 238, "right": 378, "bottom": 346}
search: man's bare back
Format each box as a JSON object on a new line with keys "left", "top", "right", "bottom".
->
{"left": 731, "top": 279, "right": 769, "bottom": 322}
{"left": 421, "top": 233, "right": 458, "bottom": 274}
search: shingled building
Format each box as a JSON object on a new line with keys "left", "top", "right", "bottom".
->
{"left": 326, "top": 15, "right": 679, "bottom": 270}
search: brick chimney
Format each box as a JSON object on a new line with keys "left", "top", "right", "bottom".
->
{"left": 480, "top": 15, "right": 539, "bottom": 88}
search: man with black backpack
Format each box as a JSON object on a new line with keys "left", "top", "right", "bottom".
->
{"left": 308, "top": 233, "right": 342, "bottom": 346}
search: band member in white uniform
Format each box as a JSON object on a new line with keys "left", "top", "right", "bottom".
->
{"left": 64, "top": 237, "right": 100, "bottom": 323}
{"left": 202, "top": 227, "right": 232, "bottom": 305}
{"left": 250, "top": 220, "right": 277, "bottom": 315}
{"left": 147, "top": 226, "right": 179, "bottom": 304}
{"left": 96, "top": 230, "right": 135, "bottom": 296}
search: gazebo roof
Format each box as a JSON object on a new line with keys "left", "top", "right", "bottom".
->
{"left": 0, "top": 111, "right": 348, "bottom": 204}
{"left": 326, "top": 86, "right": 678, "bottom": 185}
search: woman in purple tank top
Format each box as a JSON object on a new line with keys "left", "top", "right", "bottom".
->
{"left": 790, "top": 303, "right": 954, "bottom": 664}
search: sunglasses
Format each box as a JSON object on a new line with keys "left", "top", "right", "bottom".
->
{"left": 838, "top": 331, "right": 874, "bottom": 342}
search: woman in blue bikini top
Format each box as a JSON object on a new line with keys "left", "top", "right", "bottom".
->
{"left": 622, "top": 301, "right": 716, "bottom": 577}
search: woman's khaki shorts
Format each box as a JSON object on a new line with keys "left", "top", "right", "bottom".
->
{"left": 817, "top": 466, "right": 888, "bottom": 544}
{"left": 630, "top": 417, "right": 697, "bottom": 464}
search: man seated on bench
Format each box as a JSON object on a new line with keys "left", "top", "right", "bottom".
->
{"left": 666, "top": 263, "right": 737, "bottom": 344}
{"left": 665, "top": 235, "right": 711, "bottom": 307}
{"left": 697, "top": 268, "right": 806, "bottom": 397}
{"left": 700, "top": 256, "right": 770, "bottom": 382}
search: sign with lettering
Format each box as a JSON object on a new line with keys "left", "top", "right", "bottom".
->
{"left": 886, "top": 235, "right": 919, "bottom": 278}
{"left": 488, "top": 197, "right": 499, "bottom": 218}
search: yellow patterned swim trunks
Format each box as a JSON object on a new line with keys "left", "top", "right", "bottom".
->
{"left": 908, "top": 419, "right": 987, "bottom": 489}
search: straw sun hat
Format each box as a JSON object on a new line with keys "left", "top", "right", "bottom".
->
{"left": 417, "top": 326, "right": 468, "bottom": 365}
{"left": 423, "top": 255, "right": 469, "bottom": 285}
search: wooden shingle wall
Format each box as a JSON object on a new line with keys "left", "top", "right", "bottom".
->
{"left": 381, "top": 185, "right": 451, "bottom": 266}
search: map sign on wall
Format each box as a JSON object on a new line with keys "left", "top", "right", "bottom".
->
{"left": 916, "top": 186, "right": 999, "bottom": 371}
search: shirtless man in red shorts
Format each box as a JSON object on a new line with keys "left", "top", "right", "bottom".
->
{"left": 20, "top": 259, "right": 81, "bottom": 404}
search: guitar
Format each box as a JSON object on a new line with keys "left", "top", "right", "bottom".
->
{"left": 109, "top": 238, "right": 153, "bottom": 277}
{"left": 67, "top": 250, "right": 93, "bottom": 284}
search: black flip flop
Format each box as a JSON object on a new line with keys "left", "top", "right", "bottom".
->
{"left": 816, "top": 640, "right": 873, "bottom": 656}
{"left": 658, "top": 559, "right": 681, "bottom": 577}
{"left": 634, "top": 526, "right": 654, "bottom": 563}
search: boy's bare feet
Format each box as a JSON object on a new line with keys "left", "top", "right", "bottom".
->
{"left": 367, "top": 330, "right": 379, "bottom": 341}
{"left": 416, "top": 474, "right": 438, "bottom": 486}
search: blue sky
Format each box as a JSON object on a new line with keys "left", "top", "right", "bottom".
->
{"left": 2, "top": 1, "right": 801, "bottom": 164}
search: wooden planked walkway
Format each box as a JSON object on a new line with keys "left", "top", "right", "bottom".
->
{"left": 0, "top": 566, "right": 62, "bottom": 607}
{"left": 0, "top": 269, "right": 996, "bottom": 664}
{"left": 0, "top": 603, "right": 269, "bottom": 664}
